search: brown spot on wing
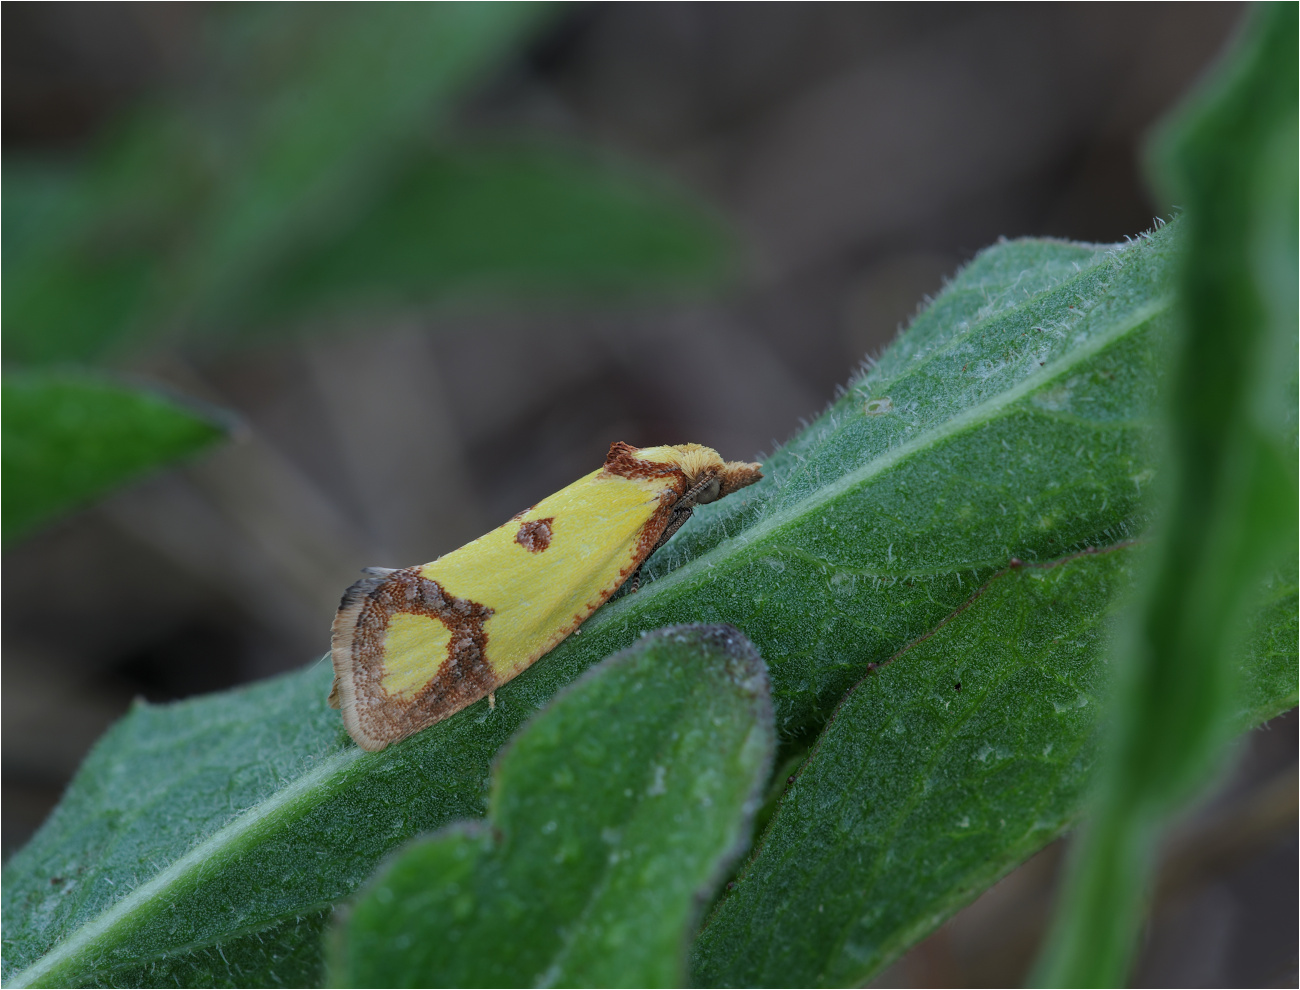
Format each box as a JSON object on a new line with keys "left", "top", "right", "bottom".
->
{"left": 332, "top": 568, "right": 496, "bottom": 750}
{"left": 603, "top": 441, "right": 684, "bottom": 482}
{"left": 515, "top": 517, "right": 554, "bottom": 553}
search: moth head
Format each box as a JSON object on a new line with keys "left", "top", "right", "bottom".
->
{"left": 605, "top": 442, "right": 763, "bottom": 502}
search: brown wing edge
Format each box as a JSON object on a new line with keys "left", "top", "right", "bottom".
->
{"left": 330, "top": 571, "right": 393, "bottom": 752}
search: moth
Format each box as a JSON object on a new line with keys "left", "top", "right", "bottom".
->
{"left": 330, "top": 441, "right": 763, "bottom": 750}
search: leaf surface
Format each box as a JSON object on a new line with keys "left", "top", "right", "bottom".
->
{"left": 334, "top": 625, "right": 773, "bottom": 988}
{"left": 5, "top": 220, "right": 1295, "bottom": 987}
{"left": 1, "top": 373, "right": 228, "bottom": 544}
{"left": 689, "top": 546, "right": 1297, "bottom": 987}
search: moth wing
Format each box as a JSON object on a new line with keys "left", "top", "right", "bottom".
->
{"left": 427, "top": 469, "right": 674, "bottom": 682}
{"left": 332, "top": 469, "right": 673, "bottom": 750}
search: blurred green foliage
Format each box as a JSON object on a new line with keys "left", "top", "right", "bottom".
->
{"left": 2, "top": 2, "right": 732, "bottom": 541}
{"left": 1034, "top": 4, "right": 1299, "bottom": 984}
{"left": 237, "top": 145, "right": 733, "bottom": 334}
{"left": 1, "top": 372, "right": 228, "bottom": 546}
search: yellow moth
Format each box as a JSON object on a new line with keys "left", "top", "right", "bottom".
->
{"left": 330, "top": 441, "right": 762, "bottom": 751}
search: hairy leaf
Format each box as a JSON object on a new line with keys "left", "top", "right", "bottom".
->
{"left": 5, "top": 220, "right": 1295, "bottom": 987}
{"left": 1034, "top": 6, "right": 1300, "bottom": 983}
{"left": 334, "top": 625, "right": 773, "bottom": 988}
{"left": 690, "top": 546, "right": 1297, "bottom": 987}
{"left": 1, "top": 373, "right": 228, "bottom": 545}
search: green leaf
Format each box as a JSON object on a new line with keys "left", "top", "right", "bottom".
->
{"left": 2, "top": 4, "right": 732, "bottom": 365}
{"left": 4, "top": 665, "right": 352, "bottom": 989}
{"left": 3, "top": 3, "right": 555, "bottom": 364}
{"left": 231, "top": 144, "right": 733, "bottom": 333}
{"left": 2, "top": 119, "right": 205, "bottom": 364}
{"left": 1, "top": 372, "right": 229, "bottom": 545}
{"left": 633, "top": 227, "right": 1177, "bottom": 738}
{"left": 333, "top": 625, "right": 774, "bottom": 988}
{"left": 689, "top": 547, "right": 1297, "bottom": 987}
{"left": 177, "top": 2, "right": 563, "bottom": 331}
{"left": 1034, "top": 6, "right": 1300, "bottom": 984}
{"left": 5, "top": 220, "right": 1295, "bottom": 987}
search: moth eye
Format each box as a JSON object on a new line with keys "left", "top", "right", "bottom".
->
{"left": 694, "top": 477, "right": 723, "bottom": 504}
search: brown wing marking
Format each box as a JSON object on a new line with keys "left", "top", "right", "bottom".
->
{"left": 603, "top": 441, "right": 686, "bottom": 482}
{"left": 602, "top": 442, "right": 692, "bottom": 567}
{"left": 332, "top": 567, "right": 496, "bottom": 751}
{"left": 515, "top": 517, "right": 554, "bottom": 552}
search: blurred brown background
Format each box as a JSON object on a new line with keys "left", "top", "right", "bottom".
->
{"left": 4, "top": 3, "right": 1294, "bottom": 986}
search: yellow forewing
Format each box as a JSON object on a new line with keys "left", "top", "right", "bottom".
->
{"left": 380, "top": 614, "right": 451, "bottom": 698}
{"left": 331, "top": 442, "right": 762, "bottom": 751}
{"left": 418, "top": 469, "right": 667, "bottom": 682}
